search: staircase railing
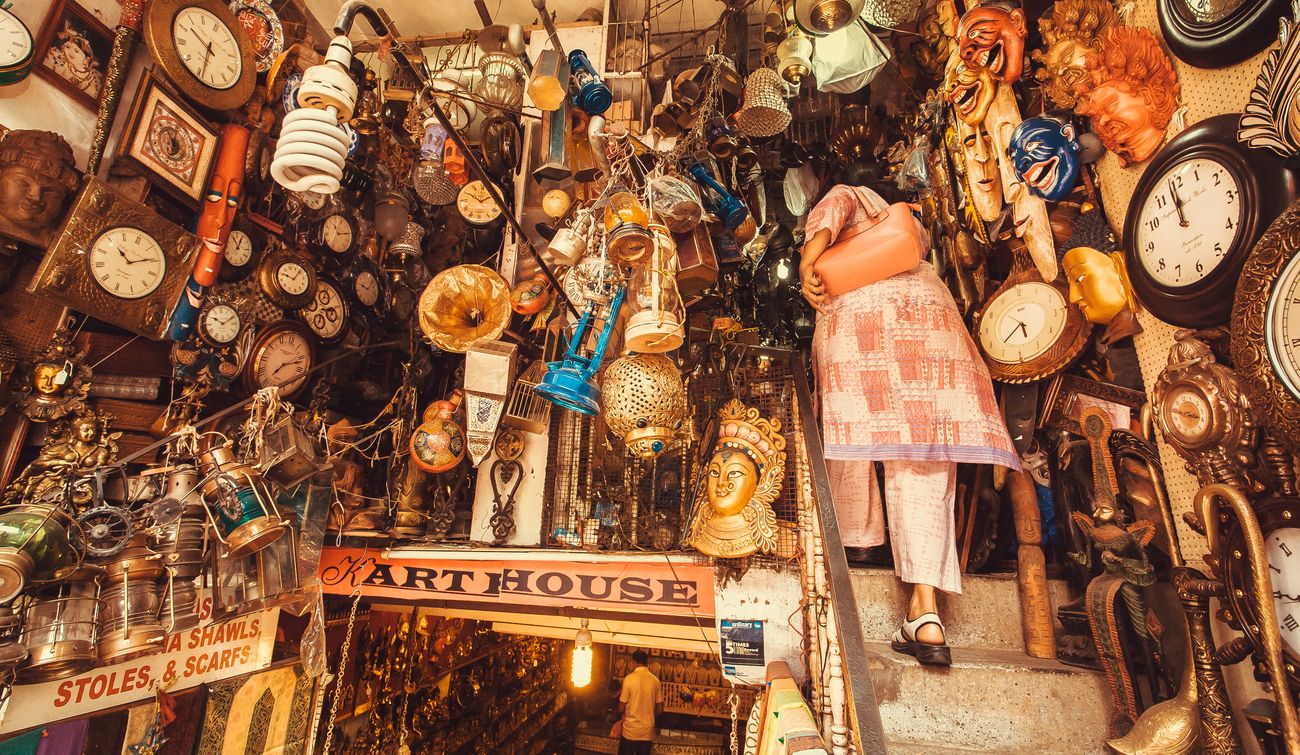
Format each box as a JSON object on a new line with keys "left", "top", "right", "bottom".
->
{"left": 791, "top": 351, "right": 888, "bottom": 754}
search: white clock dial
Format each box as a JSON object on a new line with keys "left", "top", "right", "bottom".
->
{"left": 202, "top": 303, "right": 241, "bottom": 343}
{"left": 255, "top": 328, "right": 310, "bottom": 394}
{"left": 458, "top": 181, "right": 502, "bottom": 225}
{"left": 172, "top": 7, "right": 242, "bottom": 90}
{"left": 1135, "top": 157, "right": 1242, "bottom": 289}
{"left": 322, "top": 215, "right": 353, "bottom": 253}
{"left": 355, "top": 270, "right": 379, "bottom": 307}
{"left": 1165, "top": 387, "right": 1210, "bottom": 443}
{"left": 88, "top": 228, "right": 167, "bottom": 300}
{"left": 276, "top": 261, "right": 310, "bottom": 296}
{"left": 0, "top": 8, "right": 32, "bottom": 68}
{"left": 225, "top": 229, "right": 253, "bottom": 267}
{"left": 1265, "top": 252, "right": 1300, "bottom": 400}
{"left": 302, "top": 280, "right": 346, "bottom": 339}
{"left": 1267, "top": 527, "right": 1300, "bottom": 657}
{"left": 978, "top": 282, "right": 1067, "bottom": 364}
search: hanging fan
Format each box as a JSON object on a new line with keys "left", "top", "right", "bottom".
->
{"left": 480, "top": 115, "right": 522, "bottom": 180}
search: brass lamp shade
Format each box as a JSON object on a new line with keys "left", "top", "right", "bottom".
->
{"left": 794, "top": 0, "right": 864, "bottom": 34}
{"left": 418, "top": 265, "right": 512, "bottom": 353}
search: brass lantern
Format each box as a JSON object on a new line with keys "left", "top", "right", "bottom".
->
{"left": 96, "top": 533, "right": 166, "bottom": 662}
{"left": 197, "top": 443, "right": 287, "bottom": 558}
{"left": 18, "top": 565, "right": 102, "bottom": 681}
{"left": 258, "top": 413, "right": 332, "bottom": 488}
{"left": 625, "top": 224, "right": 685, "bottom": 353}
{"left": 600, "top": 353, "right": 687, "bottom": 459}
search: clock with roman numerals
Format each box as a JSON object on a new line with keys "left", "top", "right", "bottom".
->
{"left": 142, "top": 0, "right": 256, "bottom": 111}
{"left": 1125, "top": 114, "right": 1298, "bottom": 328}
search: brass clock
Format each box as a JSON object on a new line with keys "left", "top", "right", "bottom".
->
{"left": 972, "top": 266, "right": 1092, "bottom": 383}
{"left": 28, "top": 177, "right": 199, "bottom": 339}
{"left": 457, "top": 180, "right": 504, "bottom": 226}
{"left": 257, "top": 249, "right": 316, "bottom": 309}
{"left": 296, "top": 276, "right": 349, "bottom": 346}
{"left": 242, "top": 319, "right": 314, "bottom": 399}
{"left": 142, "top": 0, "right": 256, "bottom": 111}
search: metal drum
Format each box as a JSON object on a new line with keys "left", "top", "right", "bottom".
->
{"left": 102, "top": 473, "right": 161, "bottom": 508}
{"left": 19, "top": 566, "right": 102, "bottom": 681}
{"left": 96, "top": 534, "right": 164, "bottom": 662}
{"left": 197, "top": 446, "right": 286, "bottom": 558}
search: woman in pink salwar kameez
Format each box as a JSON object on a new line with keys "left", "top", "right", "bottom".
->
{"left": 799, "top": 176, "right": 1018, "bottom": 667}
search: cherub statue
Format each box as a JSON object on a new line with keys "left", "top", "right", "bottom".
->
{"left": 4, "top": 408, "right": 120, "bottom": 508}
{"left": 684, "top": 399, "right": 786, "bottom": 558}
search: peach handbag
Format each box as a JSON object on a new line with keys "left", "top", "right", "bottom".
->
{"left": 812, "top": 188, "right": 925, "bottom": 296}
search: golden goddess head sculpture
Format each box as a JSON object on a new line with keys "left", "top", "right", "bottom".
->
{"left": 685, "top": 399, "right": 787, "bottom": 558}
{"left": 1063, "top": 246, "right": 1137, "bottom": 324}
{"left": 1075, "top": 25, "right": 1179, "bottom": 167}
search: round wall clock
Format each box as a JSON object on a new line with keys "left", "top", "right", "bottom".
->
{"left": 197, "top": 300, "right": 242, "bottom": 346}
{"left": 87, "top": 227, "right": 167, "bottom": 300}
{"left": 227, "top": 0, "right": 282, "bottom": 73}
{"left": 242, "top": 319, "right": 314, "bottom": 398}
{"left": 457, "top": 180, "right": 504, "bottom": 226}
{"left": 973, "top": 267, "right": 1092, "bottom": 383}
{"left": 1159, "top": 0, "right": 1287, "bottom": 68}
{"left": 1231, "top": 199, "right": 1300, "bottom": 454}
{"left": 221, "top": 222, "right": 258, "bottom": 282}
{"left": 1125, "top": 114, "right": 1299, "bottom": 328}
{"left": 313, "top": 212, "right": 358, "bottom": 259}
{"left": 257, "top": 250, "right": 316, "bottom": 309}
{"left": 0, "top": 6, "right": 35, "bottom": 86}
{"left": 143, "top": 0, "right": 256, "bottom": 111}
{"left": 348, "top": 256, "right": 386, "bottom": 317}
{"left": 296, "top": 276, "right": 349, "bottom": 345}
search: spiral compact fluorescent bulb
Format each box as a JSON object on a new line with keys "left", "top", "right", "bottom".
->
{"left": 270, "top": 35, "right": 357, "bottom": 194}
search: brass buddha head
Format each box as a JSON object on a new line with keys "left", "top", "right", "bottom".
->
{"left": 1063, "top": 246, "right": 1138, "bottom": 325}
{"left": 685, "top": 399, "right": 787, "bottom": 558}
{"left": 0, "top": 130, "right": 78, "bottom": 245}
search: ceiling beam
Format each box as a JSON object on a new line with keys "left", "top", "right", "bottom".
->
{"left": 351, "top": 20, "right": 600, "bottom": 53}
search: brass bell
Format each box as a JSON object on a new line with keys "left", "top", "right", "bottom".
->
{"left": 350, "top": 70, "right": 383, "bottom": 136}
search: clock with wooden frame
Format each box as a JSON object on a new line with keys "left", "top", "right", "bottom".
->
{"left": 142, "top": 0, "right": 256, "bottom": 111}
{"left": 1125, "top": 114, "right": 1299, "bottom": 328}
{"left": 295, "top": 275, "right": 350, "bottom": 346}
{"left": 220, "top": 216, "right": 260, "bottom": 282}
{"left": 241, "top": 319, "right": 314, "bottom": 399}
{"left": 1159, "top": 0, "right": 1288, "bottom": 68}
{"left": 28, "top": 176, "right": 200, "bottom": 339}
{"left": 972, "top": 261, "right": 1092, "bottom": 384}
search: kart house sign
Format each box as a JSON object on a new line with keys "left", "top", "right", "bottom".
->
{"left": 318, "top": 548, "right": 717, "bottom": 617}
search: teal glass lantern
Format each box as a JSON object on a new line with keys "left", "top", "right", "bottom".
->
{"left": 0, "top": 505, "right": 76, "bottom": 604}
{"left": 198, "top": 444, "right": 286, "bottom": 558}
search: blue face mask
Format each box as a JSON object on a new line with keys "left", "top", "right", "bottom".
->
{"left": 1008, "top": 116, "right": 1080, "bottom": 201}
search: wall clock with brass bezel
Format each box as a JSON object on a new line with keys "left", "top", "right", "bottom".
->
{"left": 28, "top": 176, "right": 200, "bottom": 340}
{"left": 257, "top": 249, "right": 316, "bottom": 309}
{"left": 1125, "top": 115, "right": 1299, "bottom": 328}
{"left": 220, "top": 217, "right": 260, "bottom": 282}
{"left": 142, "top": 0, "right": 256, "bottom": 111}
{"left": 241, "top": 319, "right": 314, "bottom": 399}
{"left": 295, "top": 275, "right": 349, "bottom": 346}
{"left": 972, "top": 263, "right": 1092, "bottom": 383}
{"left": 1159, "top": 0, "right": 1288, "bottom": 68}
{"left": 0, "top": 6, "right": 35, "bottom": 86}
{"left": 1231, "top": 199, "right": 1300, "bottom": 455}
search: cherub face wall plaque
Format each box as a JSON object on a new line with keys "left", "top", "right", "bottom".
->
{"left": 1032, "top": 0, "right": 1118, "bottom": 109}
{"left": 1008, "top": 115, "right": 1081, "bottom": 201}
{"left": 1075, "top": 25, "right": 1180, "bottom": 167}
{"left": 957, "top": 0, "right": 1028, "bottom": 83}
{"left": 945, "top": 54, "right": 996, "bottom": 125}
{"left": 0, "top": 130, "right": 78, "bottom": 248}
{"left": 956, "top": 117, "right": 1003, "bottom": 222}
{"left": 1239, "top": 19, "right": 1300, "bottom": 157}
{"left": 684, "top": 399, "right": 787, "bottom": 559}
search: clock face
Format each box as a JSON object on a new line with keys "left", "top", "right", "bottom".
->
{"left": 1162, "top": 384, "right": 1212, "bottom": 445}
{"left": 977, "top": 282, "right": 1067, "bottom": 364}
{"left": 172, "top": 7, "right": 243, "bottom": 90}
{"left": 253, "top": 326, "right": 311, "bottom": 395}
{"left": 0, "top": 8, "right": 32, "bottom": 68}
{"left": 201, "top": 302, "right": 241, "bottom": 344}
{"left": 1267, "top": 527, "right": 1300, "bottom": 656}
{"left": 355, "top": 270, "right": 380, "bottom": 307}
{"left": 225, "top": 229, "right": 253, "bottom": 267}
{"left": 88, "top": 228, "right": 167, "bottom": 300}
{"left": 457, "top": 181, "right": 502, "bottom": 225}
{"left": 1175, "top": 0, "right": 1249, "bottom": 24}
{"left": 277, "top": 261, "right": 311, "bottom": 296}
{"left": 322, "top": 214, "right": 354, "bottom": 253}
{"left": 1134, "top": 157, "right": 1242, "bottom": 289}
{"left": 1264, "top": 251, "right": 1300, "bottom": 400}
{"left": 301, "top": 279, "right": 347, "bottom": 340}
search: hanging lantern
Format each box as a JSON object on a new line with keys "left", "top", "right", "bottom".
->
{"left": 464, "top": 341, "right": 518, "bottom": 466}
{"left": 777, "top": 35, "right": 814, "bottom": 86}
{"left": 568, "top": 49, "right": 612, "bottom": 116}
{"left": 604, "top": 192, "right": 654, "bottom": 266}
{"left": 411, "top": 391, "right": 467, "bottom": 474}
{"left": 149, "top": 466, "right": 208, "bottom": 633}
{"left": 537, "top": 286, "right": 626, "bottom": 415}
{"left": 257, "top": 412, "right": 332, "bottom": 488}
{"left": 0, "top": 505, "right": 76, "bottom": 604}
{"left": 625, "top": 224, "right": 685, "bottom": 353}
{"left": 601, "top": 354, "right": 687, "bottom": 459}
{"left": 96, "top": 533, "right": 165, "bottom": 662}
{"left": 197, "top": 444, "right": 287, "bottom": 558}
{"left": 476, "top": 52, "right": 528, "bottom": 110}
{"left": 528, "top": 48, "right": 570, "bottom": 112}
{"left": 414, "top": 119, "right": 457, "bottom": 206}
{"left": 210, "top": 506, "right": 306, "bottom": 618}
{"left": 18, "top": 565, "right": 102, "bottom": 681}
{"left": 546, "top": 210, "right": 591, "bottom": 267}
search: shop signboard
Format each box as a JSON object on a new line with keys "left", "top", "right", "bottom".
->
{"left": 0, "top": 604, "right": 278, "bottom": 735}
{"left": 318, "top": 547, "right": 717, "bottom": 617}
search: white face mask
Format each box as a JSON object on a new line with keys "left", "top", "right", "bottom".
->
{"left": 784, "top": 164, "right": 819, "bottom": 217}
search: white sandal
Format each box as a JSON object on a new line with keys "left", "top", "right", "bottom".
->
{"left": 890, "top": 612, "right": 951, "bottom": 667}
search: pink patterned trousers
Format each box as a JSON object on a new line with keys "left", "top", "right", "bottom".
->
{"left": 828, "top": 459, "right": 962, "bottom": 594}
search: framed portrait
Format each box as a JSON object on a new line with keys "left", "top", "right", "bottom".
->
{"left": 120, "top": 71, "right": 218, "bottom": 204}
{"left": 33, "top": 0, "right": 113, "bottom": 111}
{"left": 1040, "top": 374, "right": 1147, "bottom": 436}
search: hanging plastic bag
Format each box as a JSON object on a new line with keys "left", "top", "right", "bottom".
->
{"left": 896, "top": 136, "right": 932, "bottom": 193}
{"left": 650, "top": 175, "right": 705, "bottom": 233}
{"left": 811, "top": 21, "right": 891, "bottom": 94}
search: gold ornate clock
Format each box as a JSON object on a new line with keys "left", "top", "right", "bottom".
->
{"left": 457, "top": 180, "right": 504, "bottom": 226}
{"left": 142, "top": 0, "right": 256, "bottom": 111}
{"left": 972, "top": 265, "right": 1092, "bottom": 383}
{"left": 28, "top": 177, "right": 200, "bottom": 340}
{"left": 256, "top": 249, "right": 316, "bottom": 309}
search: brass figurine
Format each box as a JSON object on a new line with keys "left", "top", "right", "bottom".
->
{"left": 684, "top": 399, "right": 786, "bottom": 559}
{"left": 3, "top": 408, "right": 119, "bottom": 508}
{"left": 1032, "top": 0, "right": 1119, "bottom": 108}
{"left": 14, "top": 318, "right": 91, "bottom": 423}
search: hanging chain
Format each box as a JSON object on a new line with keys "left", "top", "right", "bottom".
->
{"left": 320, "top": 591, "right": 362, "bottom": 755}
{"left": 729, "top": 687, "right": 740, "bottom": 755}
{"left": 666, "top": 54, "right": 726, "bottom": 167}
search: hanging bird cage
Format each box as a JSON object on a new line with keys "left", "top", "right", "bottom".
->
{"left": 502, "top": 360, "right": 552, "bottom": 435}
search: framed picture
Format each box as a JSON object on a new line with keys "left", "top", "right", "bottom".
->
{"left": 33, "top": 0, "right": 112, "bottom": 111}
{"left": 1040, "top": 374, "right": 1147, "bottom": 436}
{"left": 120, "top": 71, "right": 218, "bottom": 204}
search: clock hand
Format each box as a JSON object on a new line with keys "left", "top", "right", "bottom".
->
{"left": 199, "top": 38, "right": 214, "bottom": 77}
{"left": 1274, "top": 590, "right": 1300, "bottom": 603}
{"left": 1168, "top": 180, "right": 1189, "bottom": 228}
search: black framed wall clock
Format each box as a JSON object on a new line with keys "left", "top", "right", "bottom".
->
{"left": 1159, "top": 0, "right": 1288, "bottom": 68}
{"left": 1124, "top": 114, "right": 1299, "bottom": 328}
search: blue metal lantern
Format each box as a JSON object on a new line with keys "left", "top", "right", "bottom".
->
{"left": 197, "top": 444, "right": 286, "bottom": 558}
{"left": 568, "top": 49, "right": 612, "bottom": 116}
{"left": 686, "top": 161, "right": 748, "bottom": 230}
{"left": 536, "top": 286, "right": 625, "bottom": 415}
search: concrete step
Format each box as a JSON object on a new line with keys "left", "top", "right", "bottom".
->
{"left": 866, "top": 642, "right": 1110, "bottom": 755}
{"left": 851, "top": 567, "right": 1073, "bottom": 654}
{"left": 884, "top": 742, "right": 1008, "bottom": 754}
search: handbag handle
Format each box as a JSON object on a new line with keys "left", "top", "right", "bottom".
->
{"left": 836, "top": 187, "right": 890, "bottom": 243}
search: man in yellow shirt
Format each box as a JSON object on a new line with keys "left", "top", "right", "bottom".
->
{"left": 617, "top": 650, "right": 662, "bottom": 754}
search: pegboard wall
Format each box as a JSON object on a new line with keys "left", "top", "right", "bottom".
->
{"left": 1093, "top": 5, "right": 1279, "bottom": 565}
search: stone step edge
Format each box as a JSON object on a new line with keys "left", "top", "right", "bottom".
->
{"left": 849, "top": 564, "right": 1072, "bottom": 589}
{"left": 861, "top": 640, "right": 1102, "bottom": 676}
